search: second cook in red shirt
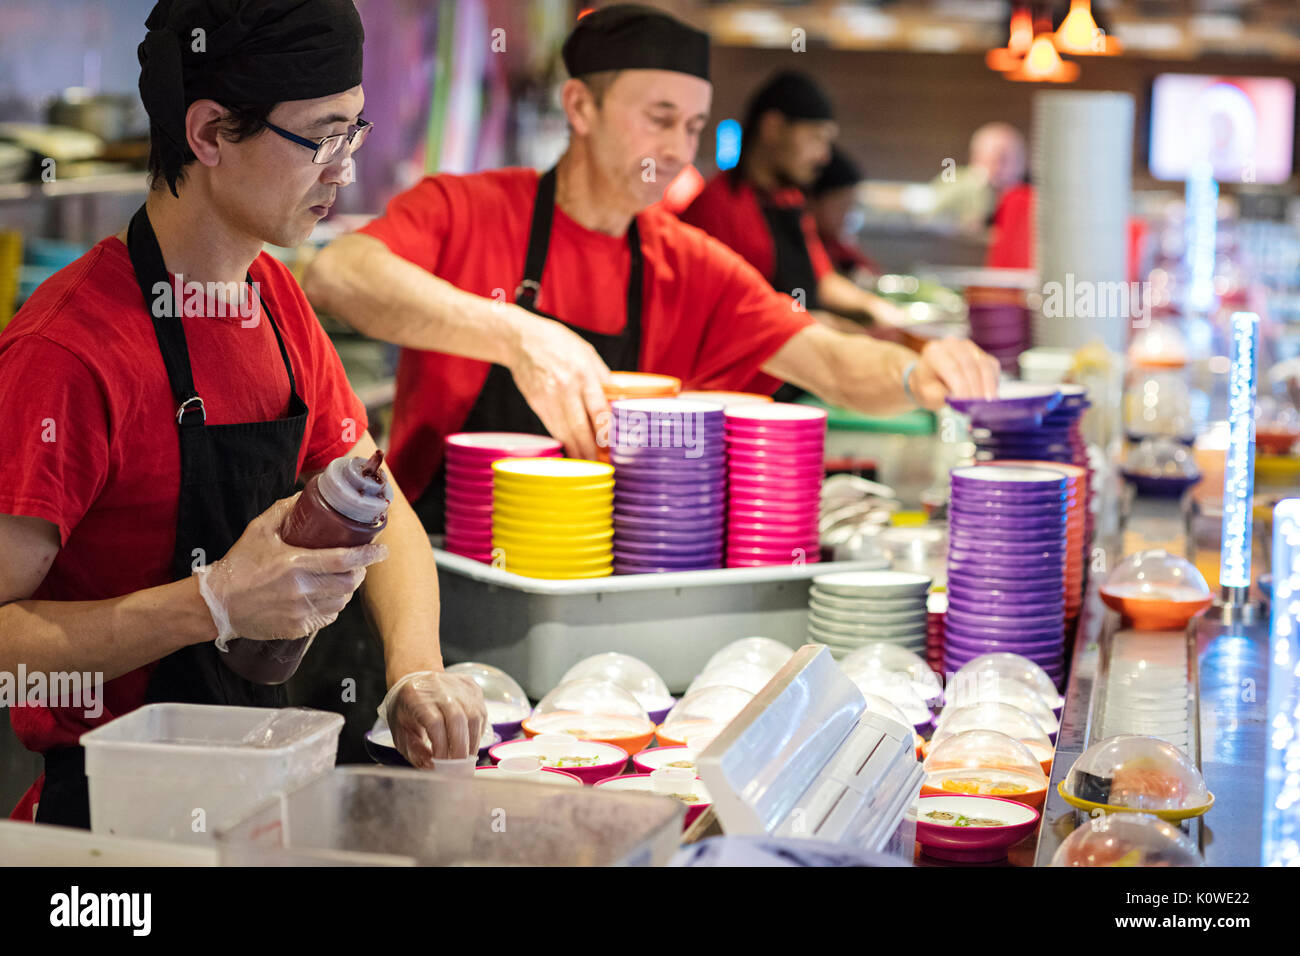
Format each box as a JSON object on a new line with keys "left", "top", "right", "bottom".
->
{"left": 306, "top": 6, "right": 1000, "bottom": 527}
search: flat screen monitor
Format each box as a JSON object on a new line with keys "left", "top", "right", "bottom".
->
{"left": 1149, "top": 73, "right": 1295, "bottom": 184}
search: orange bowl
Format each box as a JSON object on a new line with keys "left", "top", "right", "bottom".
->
{"left": 1099, "top": 589, "right": 1213, "bottom": 630}
{"left": 521, "top": 718, "right": 654, "bottom": 756}
{"left": 921, "top": 778, "right": 1047, "bottom": 811}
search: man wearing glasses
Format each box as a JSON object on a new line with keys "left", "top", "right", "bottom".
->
{"left": 0, "top": 0, "right": 485, "bottom": 829}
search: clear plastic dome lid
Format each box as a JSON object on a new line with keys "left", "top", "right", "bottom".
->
{"left": 954, "top": 653, "right": 1062, "bottom": 709}
{"left": 686, "top": 660, "right": 774, "bottom": 697}
{"left": 559, "top": 652, "right": 673, "bottom": 713}
{"left": 703, "top": 637, "right": 794, "bottom": 676}
{"left": 844, "top": 669, "right": 932, "bottom": 726}
{"left": 658, "top": 685, "right": 755, "bottom": 743}
{"left": 1123, "top": 437, "right": 1199, "bottom": 479}
{"left": 1063, "top": 734, "right": 1211, "bottom": 812}
{"left": 944, "top": 673, "right": 1059, "bottom": 736}
{"left": 860, "top": 692, "right": 914, "bottom": 733}
{"left": 840, "top": 644, "right": 943, "bottom": 703}
{"left": 1050, "top": 813, "right": 1203, "bottom": 867}
{"left": 1102, "top": 549, "right": 1211, "bottom": 604}
{"left": 931, "top": 703, "right": 1054, "bottom": 766}
{"left": 527, "top": 679, "right": 652, "bottom": 739}
{"left": 1124, "top": 370, "right": 1193, "bottom": 439}
{"left": 445, "top": 661, "right": 531, "bottom": 724}
{"left": 923, "top": 730, "right": 1049, "bottom": 797}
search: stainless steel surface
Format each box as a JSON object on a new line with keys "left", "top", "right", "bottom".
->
{"left": 1033, "top": 487, "right": 1267, "bottom": 865}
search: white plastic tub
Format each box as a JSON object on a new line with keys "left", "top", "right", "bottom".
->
{"left": 0, "top": 820, "right": 217, "bottom": 865}
{"left": 434, "top": 548, "right": 889, "bottom": 696}
{"left": 216, "top": 766, "right": 684, "bottom": 866}
{"left": 81, "top": 704, "right": 342, "bottom": 845}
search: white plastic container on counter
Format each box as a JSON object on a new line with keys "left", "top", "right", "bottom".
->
{"left": 80, "top": 703, "right": 343, "bottom": 845}
{"left": 0, "top": 820, "right": 218, "bottom": 865}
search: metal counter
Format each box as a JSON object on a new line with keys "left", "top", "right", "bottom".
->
{"left": 1032, "top": 493, "right": 1269, "bottom": 866}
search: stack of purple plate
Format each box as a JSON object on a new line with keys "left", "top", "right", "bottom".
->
{"left": 966, "top": 289, "right": 1030, "bottom": 375}
{"left": 609, "top": 398, "right": 727, "bottom": 573}
{"left": 945, "top": 464, "right": 1068, "bottom": 683}
{"left": 969, "top": 383, "right": 1093, "bottom": 569}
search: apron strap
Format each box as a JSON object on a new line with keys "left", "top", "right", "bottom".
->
{"left": 515, "top": 168, "right": 644, "bottom": 343}
{"left": 126, "top": 204, "right": 299, "bottom": 424}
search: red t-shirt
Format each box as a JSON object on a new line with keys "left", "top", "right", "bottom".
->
{"left": 358, "top": 167, "right": 815, "bottom": 501}
{"left": 986, "top": 183, "right": 1035, "bottom": 270}
{"left": 0, "top": 237, "right": 366, "bottom": 819}
{"left": 679, "top": 172, "right": 832, "bottom": 289}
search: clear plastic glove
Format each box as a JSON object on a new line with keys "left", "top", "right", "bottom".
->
{"left": 378, "top": 670, "right": 488, "bottom": 768}
{"left": 196, "top": 493, "right": 389, "bottom": 650}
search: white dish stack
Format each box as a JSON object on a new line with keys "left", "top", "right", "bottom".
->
{"left": 1032, "top": 90, "right": 1135, "bottom": 355}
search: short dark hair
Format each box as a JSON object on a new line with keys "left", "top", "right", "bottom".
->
{"left": 579, "top": 70, "right": 621, "bottom": 107}
{"left": 147, "top": 102, "right": 276, "bottom": 195}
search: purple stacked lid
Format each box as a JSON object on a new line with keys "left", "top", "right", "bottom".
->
{"left": 610, "top": 399, "right": 727, "bottom": 573}
{"left": 724, "top": 403, "right": 827, "bottom": 567}
{"left": 944, "top": 464, "right": 1069, "bottom": 678}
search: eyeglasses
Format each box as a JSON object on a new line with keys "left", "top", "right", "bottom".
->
{"left": 262, "top": 118, "right": 373, "bottom": 165}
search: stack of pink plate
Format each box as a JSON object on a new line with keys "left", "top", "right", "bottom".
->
{"left": 724, "top": 404, "right": 827, "bottom": 567}
{"left": 443, "top": 432, "right": 562, "bottom": 562}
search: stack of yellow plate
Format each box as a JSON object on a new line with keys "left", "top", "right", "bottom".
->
{"left": 491, "top": 458, "right": 615, "bottom": 579}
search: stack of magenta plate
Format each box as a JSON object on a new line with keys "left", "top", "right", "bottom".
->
{"left": 945, "top": 464, "right": 1068, "bottom": 682}
{"left": 609, "top": 398, "right": 727, "bottom": 573}
{"left": 926, "top": 591, "right": 947, "bottom": 674}
{"left": 443, "top": 432, "right": 562, "bottom": 562}
{"left": 724, "top": 403, "right": 827, "bottom": 568}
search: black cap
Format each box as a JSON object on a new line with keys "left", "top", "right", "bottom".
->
{"left": 140, "top": 0, "right": 365, "bottom": 192}
{"left": 562, "top": 4, "right": 710, "bottom": 81}
{"left": 743, "top": 70, "right": 834, "bottom": 132}
{"left": 811, "top": 147, "right": 863, "bottom": 197}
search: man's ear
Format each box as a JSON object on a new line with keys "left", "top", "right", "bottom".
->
{"left": 560, "top": 78, "right": 598, "bottom": 137}
{"left": 186, "top": 99, "right": 229, "bottom": 169}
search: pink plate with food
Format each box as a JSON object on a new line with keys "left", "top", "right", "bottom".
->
{"left": 911, "top": 793, "right": 1040, "bottom": 862}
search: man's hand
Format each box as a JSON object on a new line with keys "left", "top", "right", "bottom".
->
{"left": 507, "top": 308, "right": 611, "bottom": 460}
{"left": 907, "top": 337, "right": 1000, "bottom": 411}
{"left": 380, "top": 670, "right": 488, "bottom": 767}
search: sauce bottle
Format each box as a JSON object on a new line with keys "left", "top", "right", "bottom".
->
{"left": 221, "top": 450, "right": 392, "bottom": 684}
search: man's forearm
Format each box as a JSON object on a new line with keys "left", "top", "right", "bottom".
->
{"left": 762, "top": 324, "right": 916, "bottom": 417}
{"left": 305, "top": 234, "right": 524, "bottom": 362}
{"left": 0, "top": 577, "right": 216, "bottom": 681}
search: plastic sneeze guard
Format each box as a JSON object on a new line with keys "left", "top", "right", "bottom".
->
{"left": 696, "top": 645, "right": 922, "bottom": 851}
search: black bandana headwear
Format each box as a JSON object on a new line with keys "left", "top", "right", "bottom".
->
{"left": 811, "top": 147, "right": 863, "bottom": 198}
{"left": 562, "top": 4, "right": 709, "bottom": 82}
{"left": 139, "top": 0, "right": 364, "bottom": 194}
{"left": 743, "top": 71, "right": 834, "bottom": 133}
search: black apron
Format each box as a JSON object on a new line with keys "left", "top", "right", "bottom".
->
{"left": 757, "top": 189, "right": 819, "bottom": 404}
{"left": 412, "top": 167, "right": 644, "bottom": 529}
{"left": 35, "top": 205, "right": 309, "bottom": 828}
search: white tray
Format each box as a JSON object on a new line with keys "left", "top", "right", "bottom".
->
{"left": 433, "top": 547, "right": 889, "bottom": 697}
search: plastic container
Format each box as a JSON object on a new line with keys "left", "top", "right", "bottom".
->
{"left": 953, "top": 653, "right": 1064, "bottom": 710}
{"left": 523, "top": 679, "right": 655, "bottom": 754}
{"left": 657, "top": 685, "right": 755, "bottom": 746}
{"left": 1099, "top": 549, "right": 1213, "bottom": 630}
{"left": 1060, "top": 734, "right": 1214, "bottom": 820}
{"left": 943, "top": 673, "right": 1059, "bottom": 736}
{"left": 81, "top": 704, "right": 342, "bottom": 844}
{"left": 703, "top": 637, "right": 795, "bottom": 676}
{"left": 444, "top": 661, "right": 531, "bottom": 739}
{"left": 685, "top": 660, "right": 775, "bottom": 697}
{"left": 1050, "top": 812, "right": 1204, "bottom": 867}
{"left": 434, "top": 551, "right": 886, "bottom": 696}
{"left": 839, "top": 644, "right": 942, "bottom": 703}
{"left": 910, "top": 794, "right": 1040, "bottom": 863}
{"left": 920, "top": 730, "right": 1049, "bottom": 808}
{"left": 595, "top": 769, "right": 713, "bottom": 829}
{"left": 930, "top": 702, "right": 1055, "bottom": 774}
{"left": 1121, "top": 437, "right": 1202, "bottom": 496}
{"left": 0, "top": 820, "right": 218, "bottom": 865}
{"left": 559, "top": 652, "right": 674, "bottom": 720}
{"left": 216, "top": 766, "right": 683, "bottom": 865}
{"left": 489, "top": 733, "right": 629, "bottom": 785}
{"left": 222, "top": 450, "right": 391, "bottom": 684}
{"left": 840, "top": 668, "right": 932, "bottom": 727}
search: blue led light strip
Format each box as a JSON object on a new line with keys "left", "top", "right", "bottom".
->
{"left": 1265, "top": 499, "right": 1300, "bottom": 865}
{"left": 1185, "top": 162, "right": 1218, "bottom": 315}
{"left": 1219, "top": 311, "right": 1259, "bottom": 591}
